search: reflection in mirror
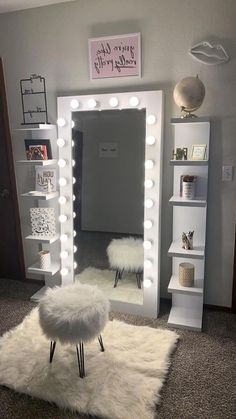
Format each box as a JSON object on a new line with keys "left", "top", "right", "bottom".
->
{"left": 72, "top": 109, "right": 146, "bottom": 305}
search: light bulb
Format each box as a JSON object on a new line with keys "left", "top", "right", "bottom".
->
{"left": 147, "top": 115, "right": 156, "bottom": 125}
{"left": 74, "top": 262, "right": 77, "bottom": 269}
{"left": 144, "top": 259, "right": 153, "bottom": 269}
{"left": 73, "top": 211, "right": 76, "bottom": 218}
{"left": 58, "top": 196, "right": 67, "bottom": 205}
{"left": 73, "top": 177, "right": 76, "bottom": 184}
{"left": 129, "top": 96, "right": 139, "bottom": 106}
{"left": 57, "top": 138, "right": 65, "bottom": 147}
{"left": 58, "top": 159, "right": 66, "bottom": 168}
{"left": 88, "top": 98, "right": 97, "bottom": 108}
{"left": 73, "top": 230, "right": 77, "bottom": 237}
{"left": 146, "top": 136, "right": 156, "bottom": 145}
{"left": 59, "top": 214, "right": 68, "bottom": 223}
{"left": 145, "top": 199, "right": 154, "bottom": 208}
{"left": 143, "top": 240, "right": 152, "bottom": 249}
{"left": 60, "top": 250, "right": 69, "bottom": 259}
{"left": 60, "top": 268, "right": 69, "bottom": 276}
{"left": 70, "top": 99, "right": 79, "bottom": 109}
{"left": 73, "top": 195, "right": 76, "bottom": 201}
{"left": 144, "top": 179, "right": 154, "bottom": 189}
{"left": 109, "top": 97, "right": 119, "bottom": 107}
{"left": 144, "top": 220, "right": 153, "bottom": 229}
{"left": 57, "top": 118, "right": 66, "bottom": 127}
{"left": 60, "top": 234, "right": 68, "bottom": 242}
{"left": 72, "top": 159, "right": 75, "bottom": 167}
{"left": 71, "top": 120, "right": 75, "bottom": 128}
{"left": 59, "top": 177, "right": 67, "bottom": 186}
{"left": 144, "top": 278, "right": 153, "bottom": 288}
{"left": 74, "top": 245, "right": 77, "bottom": 253}
{"left": 145, "top": 160, "right": 154, "bottom": 169}
{"left": 72, "top": 140, "right": 75, "bottom": 147}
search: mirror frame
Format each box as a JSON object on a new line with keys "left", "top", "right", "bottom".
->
{"left": 57, "top": 90, "right": 163, "bottom": 318}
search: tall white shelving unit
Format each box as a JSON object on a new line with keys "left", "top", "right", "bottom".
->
{"left": 14, "top": 124, "right": 60, "bottom": 301}
{"left": 168, "top": 117, "right": 210, "bottom": 331}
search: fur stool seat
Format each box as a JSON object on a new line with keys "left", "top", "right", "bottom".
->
{"left": 107, "top": 237, "right": 143, "bottom": 288}
{"left": 39, "top": 282, "right": 110, "bottom": 378}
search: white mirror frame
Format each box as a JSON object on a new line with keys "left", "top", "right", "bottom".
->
{"left": 57, "top": 90, "right": 163, "bottom": 318}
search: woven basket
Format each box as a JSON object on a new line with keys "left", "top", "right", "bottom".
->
{"left": 179, "top": 262, "right": 194, "bottom": 287}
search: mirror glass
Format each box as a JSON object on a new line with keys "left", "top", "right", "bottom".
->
{"left": 72, "top": 108, "right": 146, "bottom": 305}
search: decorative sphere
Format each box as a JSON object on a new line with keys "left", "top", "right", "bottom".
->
{"left": 173, "top": 76, "right": 205, "bottom": 114}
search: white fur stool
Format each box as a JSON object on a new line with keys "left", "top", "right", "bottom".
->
{"left": 107, "top": 237, "right": 144, "bottom": 288}
{"left": 39, "top": 282, "right": 110, "bottom": 378}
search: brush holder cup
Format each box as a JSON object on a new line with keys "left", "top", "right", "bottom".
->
{"left": 39, "top": 250, "right": 51, "bottom": 270}
{"left": 179, "top": 262, "right": 194, "bottom": 287}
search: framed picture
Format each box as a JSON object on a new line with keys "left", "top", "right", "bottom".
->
{"left": 30, "top": 208, "right": 56, "bottom": 237}
{"left": 88, "top": 33, "right": 141, "bottom": 79}
{"left": 190, "top": 144, "right": 207, "bottom": 160}
{"left": 35, "top": 167, "right": 57, "bottom": 192}
{"left": 24, "top": 139, "right": 52, "bottom": 160}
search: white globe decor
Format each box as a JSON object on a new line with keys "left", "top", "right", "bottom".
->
{"left": 173, "top": 75, "right": 205, "bottom": 118}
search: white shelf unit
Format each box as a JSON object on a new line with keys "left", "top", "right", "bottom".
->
{"left": 14, "top": 124, "right": 60, "bottom": 300}
{"left": 167, "top": 117, "right": 210, "bottom": 332}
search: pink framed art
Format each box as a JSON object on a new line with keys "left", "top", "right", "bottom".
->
{"left": 88, "top": 33, "right": 141, "bottom": 79}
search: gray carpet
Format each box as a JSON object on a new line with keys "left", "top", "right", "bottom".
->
{"left": 0, "top": 278, "right": 235, "bottom": 419}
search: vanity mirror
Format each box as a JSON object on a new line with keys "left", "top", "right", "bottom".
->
{"left": 57, "top": 91, "right": 163, "bottom": 318}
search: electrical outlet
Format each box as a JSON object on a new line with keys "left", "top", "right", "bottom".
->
{"left": 222, "top": 165, "right": 234, "bottom": 182}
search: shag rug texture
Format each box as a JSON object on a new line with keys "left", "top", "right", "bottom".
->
{"left": 0, "top": 308, "right": 178, "bottom": 419}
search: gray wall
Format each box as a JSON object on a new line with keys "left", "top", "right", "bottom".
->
{"left": 0, "top": 0, "right": 235, "bottom": 306}
{"left": 73, "top": 109, "right": 145, "bottom": 234}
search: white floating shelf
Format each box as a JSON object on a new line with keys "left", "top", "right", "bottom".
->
{"left": 171, "top": 117, "right": 210, "bottom": 125}
{"left": 169, "top": 196, "right": 207, "bottom": 207}
{"left": 168, "top": 305, "right": 202, "bottom": 331}
{"left": 17, "top": 159, "right": 57, "bottom": 166}
{"left": 170, "top": 159, "right": 208, "bottom": 166}
{"left": 25, "top": 234, "right": 59, "bottom": 244}
{"left": 28, "top": 262, "right": 60, "bottom": 276}
{"left": 14, "top": 124, "right": 56, "bottom": 131}
{"left": 168, "top": 275, "right": 203, "bottom": 296}
{"left": 30, "top": 285, "right": 48, "bottom": 302}
{"left": 168, "top": 241, "right": 205, "bottom": 259}
{"left": 21, "top": 191, "right": 59, "bottom": 200}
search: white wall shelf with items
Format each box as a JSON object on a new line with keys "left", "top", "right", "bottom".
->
{"left": 13, "top": 124, "right": 60, "bottom": 301}
{"left": 167, "top": 117, "right": 210, "bottom": 331}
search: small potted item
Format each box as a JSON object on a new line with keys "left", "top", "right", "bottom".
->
{"left": 182, "top": 175, "right": 196, "bottom": 199}
{"left": 182, "top": 231, "right": 194, "bottom": 250}
{"left": 39, "top": 250, "right": 51, "bottom": 270}
{"left": 179, "top": 262, "right": 195, "bottom": 287}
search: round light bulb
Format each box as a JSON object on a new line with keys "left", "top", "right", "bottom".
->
{"left": 74, "top": 245, "right": 78, "bottom": 253}
{"left": 144, "top": 278, "right": 153, "bottom": 288}
{"left": 145, "top": 160, "right": 154, "bottom": 169}
{"left": 88, "top": 98, "right": 97, "bottom": 108}
{"left": 58, "top": 196, "right": 67, "bottom": 205}
{"left": 73, "top": 177, "right": 76, "bottom": 184}
{"left": 60, "top": 234, "right": 68, "bottom": 242}
{"left": 146, "top": 136, "right": 156, "bottom": 145}
{"left": 60, "top": 268, "right": 69, "bottom": 276}
{"left": 144, "top": 220, "right": 153, "bottom": 229}
{"left": 129, "top": 96, "right": 139, "bottom": 106}
{"left": 145, "top": 199, "right": 154, "bottom": 208}
{"left": 73, "top": 230, "right": 77, "bottom": 237}
{"left": 147, "top": 114, "right": 156, "bottom": 125}
{"left": 58, "top": 159, "right": 66, "bottom": 168}
{"left": 70, "top": 99, "right": 79, "bottom": 109}
{"left": 57, "top": 138, "right": 65, "bottom": 147}
{"left": 109, "top": 97, "right": 119, "bottom": 107}
{"left": 144, "top": 179, "right": 154, "bottom": 189}
{"left": 143, "top": 240, "right": 152, "bottom": 249}
{"left": 73, "top": 211, "right": 76, "bottom": 218}
{"left": 71, "top": 120, "right": 75, "bottom": 128}
{"left": 59, "top": 214, "right": 68, "bottom": 223}
{"left": 144, "top": 259, "right": 153, "bottom": 269}
{"left": 72, "top": 159, "right": 75, "bottom": 167}
{"left": 59, "top": 177, "right": 67, "bottom": 186}
{"left": 72, "top": 140, "right": 75, "bottom": 147}
{"left": 60, "top": 250, "right": 69, "bottom": 259}
{"left": 57, "top": 118, "right": 66, "bottom": 127}
{"left": 73, "top": 195, "right": 76, "bottom": 201}
{"left": 74, "top": 262, "right": 77, "bottom": 269}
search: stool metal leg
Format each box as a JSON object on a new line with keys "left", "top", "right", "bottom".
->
{"left": 76, "top": 342, "right": 85, "bottom": 378}
{"left": 114, "top": 269, "right": 119, "bottom": 288}
{"left": 49, "top": 341, "right": 56, "bottom": 363}
{"left": 119, "top": 269, "right": 124, "bottom": 279}
{"left": 98, "top": 334, "right": 105, "bottom": 352}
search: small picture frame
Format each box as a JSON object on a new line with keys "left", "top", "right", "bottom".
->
{"left": 190, "top": 144, "right": 207, "bottom": 160}
{"left": 24, "top": 139, "right": 52, "bottom": 160}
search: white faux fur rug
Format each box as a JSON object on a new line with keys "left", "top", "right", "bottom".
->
{"left": 0, "top": 308, "right": 178, "bottom": 419}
